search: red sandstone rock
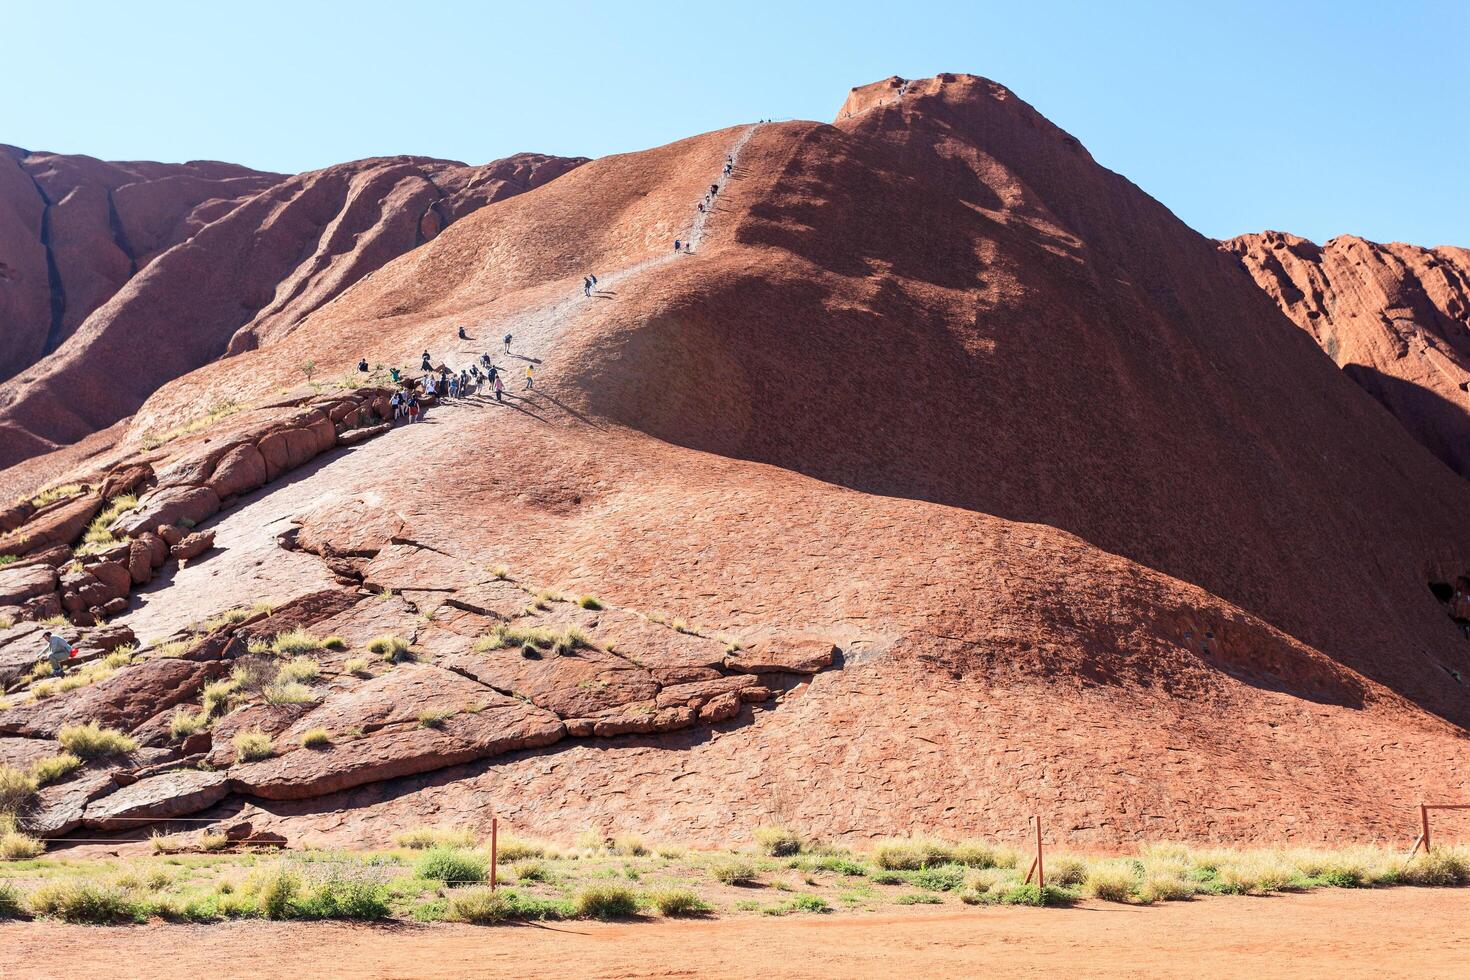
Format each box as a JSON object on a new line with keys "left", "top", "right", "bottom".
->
{"left": 725, "top": 638, "right": 836, "bottom": 675}
{"left": 115, "top": 485, "right": 219, "bottom": 537}
{"left": 0, "top": 492, "right": 103, "bottom": 557}
{"left": 170, "top": 530, "right": 215, "bottom": 562}
{"left": 0, "top": 657, "right": 221, "bottom": 736}
{"left": 1225, "top": 232, "right": 1470, "bottom": 479}
{"left": 24, "top": 769, "right": 121, "bottom": 836}
{"left": 0, "top": 562, "right": 57, "bottom": 606}
{"left": 155, "top": 524, "right": 184, "bottom": 547}
{"left": 82, "top": 769, "right": 230, "bottom": 830}
{"left": 227, "top": 665, "right": 565, "bottom": 800}
{"left": 126, "top": 539, "right": 154, "bottom": 584}
{"left": 138, "top": 530, "right": 169, "bottom": 567}
{"left": 86, "top": 560, "right": 133, "bottom": 601}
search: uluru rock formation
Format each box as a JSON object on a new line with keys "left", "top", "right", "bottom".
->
{"left": 1224, "top": 231, "right": 1470, "bottom": 479}
{"left": 0, "top": 149, "right": 585, "bottom": 470}
{"left": 2, "top": 74, "right": 1469, "bottom": 849}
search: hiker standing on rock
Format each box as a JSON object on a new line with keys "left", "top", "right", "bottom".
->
{"left": 458, "top": 326, "right": 467, "bottom": 340}
{"left": 39, "top": 630, "right": 73, "bottom": 678}
{"left": 357, "top": 357, "right": 368, "bottom": 372}
{"left": 487, "top": 363, "right": 499, "bottom": 386}
{"left": 493, "top": 374, "right": 504, "bottom": 402}
{"left": 503, "top": 333, "right": 512, "bottom": 355}
{"left": 389, "top": 366, "right": 401, "bottom": 383}
{"left": 583, "top": 276, "right": 592, "bottom": 297}
{"left": 421, "top": 350, "right": 432, "bottom": 371}
{"left": 674, "top": 240, "right": 682, "bottom": 252}
{"left": 390, "top": 390, "right": 403, "bottom": 420}
{"left": 524, "top": 364, "right": 535, "bottom": 390}
{"left": 407, "top": 392, "right": 421, "bottom": 422}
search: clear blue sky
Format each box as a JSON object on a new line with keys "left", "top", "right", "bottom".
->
{"left": 7, "top": 1, "right": 1467, "bottom": 245}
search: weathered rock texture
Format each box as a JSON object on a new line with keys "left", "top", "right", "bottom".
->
{"left": 3, "top": 74, "right": 1470, "bottom": 848}
{"left": 0, "top": 149, "right": 585, "bottom": 470}
{"left": 1224, "top": 231, "right": 1470, "bottom": 479}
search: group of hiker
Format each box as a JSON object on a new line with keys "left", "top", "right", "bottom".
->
{"left": 582, "top": 273, "right": 599, "bottom": 297}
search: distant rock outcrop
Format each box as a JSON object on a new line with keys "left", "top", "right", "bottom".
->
{"left": 0, "top": 149, "right": 585, "bottom": 469}
{"left": 1224, "top": 231, "right": 1470, "bottom": 478}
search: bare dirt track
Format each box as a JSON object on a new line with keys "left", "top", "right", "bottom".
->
{"left": 6, "top": 888, "right": 1470, "bottom": 979}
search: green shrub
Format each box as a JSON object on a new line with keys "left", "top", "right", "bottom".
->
{"left": 368, "top": 634, "right": 412, "bottom": 661}
{"left": 232, "top": 729, "right": 273, "bottom": 762}
{"left": 950, "top": 840, "right": 1014, "bottom": 869}
{"left": 271, "top": 630, "right": 323, "bottom": 655}
{"left": 28, "top": 880, "right": 141, "bottom": 923}
{"left": 1085, "top": 863, "right": 1137, "bottom": 902}
{"left": 1137, "top": 871, "right": 1196, "bottom": 903}
{"left": 612, "top": 834, "right": 647, "bottom": 857}
{"left": 57, "top": 723, "right": 137, "bottom": 759}
{"left": 244, "top": 866, "right": 299, "bottom": 919}
{"left": 0, "top": 765, "right": 37, "bottom": 815}
{"left": 712, "top": 859, "right": 760, "bottom": 885}
{"left": 263, "top": 681, "right": 315, "bottom": 706}
{"left": 396, "top": 826, "right": 478, "bottom": 850}
{"left": 577, "top": 595, "right": 604, "bottom": 610}
{"left": 169, "top": 707, "right": 209, "bottom": 740}
{"left": 514, "top": 859, "right": 551, "bottom": 882}
{"left": 201, "top": 679, "right": 237, "bottom": 716}
{"left": 996, "top": 882, "right": 1043, "bottom": 905}
{"left": 29, "top": 753, "right": 81, "bottom": 787}
{"left": 496, "top": 836, "right": 548, "bottom": 862}
{"left": 292, "top": 878, "right": 390, "bottom": 920}
{"left": 909, "top": 864, "right": 967, "bottom": 892}
{"left": 813, "top": 856, "right": 867, "bottom": 876}
{"left": 788, "top": 894, "right": 831, "bottom": 913}
{"left": 275, "top": 657, "right": 320, "bottom": 685}
{"left": 1047, "top": 855, "right": 1089, "bottom": 888}
{"left": 872, "top": 836, "right": 954, "bottom": 870}
{"left": 895, "top": 892, "right": 942, "bottom": 905}
{"left": 416, "top": 847, "right": 488, "bottom": 885}
{"left": 1, "top": 828, "right": 44, "bottom": 860}
{"left": 446, "top": 887, "right": 513, "bottom": 923}
{"left": 574, "top": 884, "right": 639, "bottom": 920}
{"left": 645, "top": 888, "right": 710, "bottom": 916}
{"left": 299, "top": 727, "right": 331, "bottom": 749}
{"left": 755, "top": 826, "right": 802, "bottom": 857}
{"left": 0, "top": 881, "right": 21, "bottom": 918}
{"left": 1403, "top": 848, "right": 1470, "bottom": 887}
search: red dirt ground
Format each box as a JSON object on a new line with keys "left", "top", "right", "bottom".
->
{"left": 5, "top": 889, "right": 1470, "bottom": 979}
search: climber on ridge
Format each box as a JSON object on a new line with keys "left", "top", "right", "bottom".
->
{"left": 674, "top": 240, "right": 682, "bottom": 252}
{"left": 503, "top": 333, "right": 512, "bottom": 355}
{"left": 39, "top": 630, "right": 73, "bottom": 678}
{"left": 583, "top": 276, "right": 592, "bottom": 297}
{"left": 421, "top": 350, "right": 432, "bottom": 371}
{"left": 524, "top": 364, "right": 535, "bottom": 390}
{"left": 357, "top": 357, "right": 368, "bottom": 372}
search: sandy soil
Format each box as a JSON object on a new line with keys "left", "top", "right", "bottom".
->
{"left": 5, "top": 888, "right": 1469, "bottom": 979}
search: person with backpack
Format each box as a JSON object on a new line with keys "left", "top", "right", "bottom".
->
{"left": 583, "top": 276, "right": 592, "bottom": 297}
{"left": 357, "top": 357, "right": 368, "bottom": 372}
{"left": 493, "top": 374, "right": 504, "bottom": 402}
{"left": 389, "top": 390, "right": 403, "bottom": 420}
{"left": 407, "top": 392, "right": 421, "bottom": 422}
{"left": 503, "top": 333, "right": 512, "bottom": 355}
{"left": 674, "top": 240, "right": 682, "bottom": 252}
{"left": 524, "top": 364, "right": 535, "bottom": 390}
{"left": 458, "top": 326, "right": 467, "bottom": 340}
{"left": 39, "top": 630, "right": 73, "bottom": 678}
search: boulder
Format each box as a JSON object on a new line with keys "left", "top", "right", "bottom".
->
{"left": 0, "top": 562, "right": 58, "bottom": 606}
{"left": 138, "top": 531, "right": 169, "bottom": 567}
{"left": 25, "top": 769, "right": 121, "bottom": 836}
{"left": 446, "top": 647, "right": 658, "bottom": 719}
{"left": 0, "top": 493, "right": 104, "bottom": 558}
{"left": 60, "top": 570, "right": 112, "bottom": 613}
{"left": 82, "top": 769, "right": 230, "bottom": 830}
{"left": 156, "top": 524, "right": 184, "bottom": 547}
{"left": 171, "top": 530, "right": 216, "bottom": 562}
{"left": 227, "top": 664, "right": 565, "bottom": 800}
{"left": 654, "top": 674, "right": 763, "bottom": 711}
{"left": 698, "top": 691, "right": 742, "bottom": 723}
{"left": 99, "top": 463, "right": 153, "bottom": 500}
{"left": 724, "top": 637, "right": 837, "bottom": 675}
{"left": 86, "top": 560, "right": 133, "bottom": 601}
{"left": 126, "top": 539, "right": 154, "bottom": 584}
{"left": 22, "top": 593, "right": 62, "bottom": 621}
{"left": 256, "top": 430, "right": 293, "bottom": 480}
{"left": 0, "top": 501, "right": 34, "bottom": 534}
{"left": 0, "top": 657, "right": 222, "bottom": 736}
{"left": 336, "top": 423, "right": 391, "bottom": 447}
{"left": 207, "top": 443, "right": 268, "bottom": 499}
{"left": 0, "top": 734, "right": 62, "bottom": 770}
{"left": 113, "top": 485, "right": 219, "bottom": 537}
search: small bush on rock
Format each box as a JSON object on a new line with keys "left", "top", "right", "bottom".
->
{"left": 29, "top": 753, "right": 81, "bottom": 787}
{"left": 58, "top": 723, "right": 137, "bottom": 759}
{"left": 368, "top": 635, "right": 412, "bottom": 662}
{"left": 233, "top": 729, "right": 273, "bottom": 762}
{"left": 0, "top": 766, "right": 37, "bottom": 815}
{"left": 299, "top": 728, "right": 331, "bottom": 749}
